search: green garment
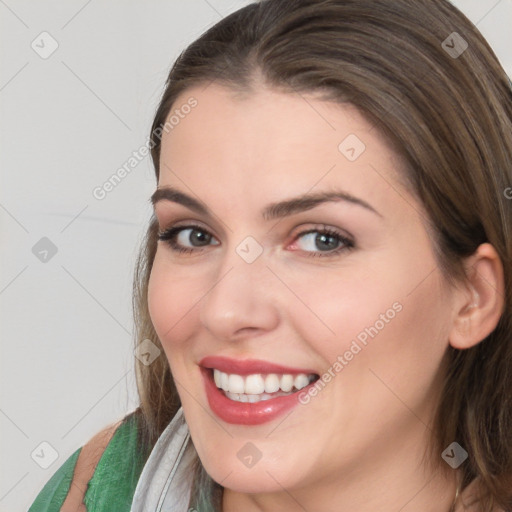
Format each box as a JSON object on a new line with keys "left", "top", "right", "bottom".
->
{"left": 28, "top": 413, "right": 149, "bottom": 512}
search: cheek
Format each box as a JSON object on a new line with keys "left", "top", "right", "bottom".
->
{"left": 147, "top": 254, "right": 202, "bottom": 352}
{"left": 295, "top": 251, "right": 452, "bottom": 383}
{"left": 283, "top": 267, "right": 399, "bottom": 361}
{"left": 334, "top": 268, "right": 453, "bottom": 421}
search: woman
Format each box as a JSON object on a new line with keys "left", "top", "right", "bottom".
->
{"left": 29, "top": 0, "right": 512, "bottom": 510}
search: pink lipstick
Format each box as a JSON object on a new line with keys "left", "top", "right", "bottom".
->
{"left": 199, "top": 356, "right": 319, "bottom": 425}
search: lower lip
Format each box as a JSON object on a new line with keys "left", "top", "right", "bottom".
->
{"left": 200, "top": 367, "right": 315, "bottom": 425}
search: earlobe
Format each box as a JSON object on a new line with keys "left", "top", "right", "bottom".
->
{"left": 449, "top": 243, "right": 505, "bottom": 350}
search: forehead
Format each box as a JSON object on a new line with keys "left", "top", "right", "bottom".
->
{"left": 158, "top": 83, "right": 409, "bottom": 217}
{"left": 162, "top": 83, "right": 371, "bottom": 159}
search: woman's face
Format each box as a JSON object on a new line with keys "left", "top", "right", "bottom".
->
{"left": 148, "top": 83, "right": 458, "bottom": 501}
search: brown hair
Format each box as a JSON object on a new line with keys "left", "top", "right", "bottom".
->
{"left": 130, "top": 0, "right": 512, "bottom": 509}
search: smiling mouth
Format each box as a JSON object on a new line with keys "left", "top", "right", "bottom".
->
{"left": 212, "top": 368, "right": 319, "bottom": 403}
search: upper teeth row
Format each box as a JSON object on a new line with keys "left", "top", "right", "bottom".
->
{"left": 213, "top": 369, "right": 315, "bottom": 395}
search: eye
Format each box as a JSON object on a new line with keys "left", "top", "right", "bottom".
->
{"left": 157, "top": 224, "right": 219, "bottom": 254}
{"left": 291, "top": 226, "right": 354, "bottom": 258}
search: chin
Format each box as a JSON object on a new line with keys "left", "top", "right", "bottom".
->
{"left": 197, "top": 445, "right": 307, "bottom": 494}
{"left": 207, "top": 464, "right": 293, "bottom": 494}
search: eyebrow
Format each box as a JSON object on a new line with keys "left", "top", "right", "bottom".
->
{"left": 151, "top": 186, "right": 382, "bottom": 221}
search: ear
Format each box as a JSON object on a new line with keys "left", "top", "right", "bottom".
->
{"left": 449, "top": 243, "right": 505, "bottom": 350}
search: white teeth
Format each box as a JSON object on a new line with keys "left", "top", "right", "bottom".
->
{"left": 294, "top": 374, "right": 310, "bottom": 390}
{"left": 220, "top": 372, "right": 229, "bottom": 391}
{"left": 228, "top": 374, "right": 245, "bottom": 394}
{"left": 245, "top": 374, "right": 265, "bottom": 394}
{"left": 225, "top": 390, "right": 298, "bottom": 403}
{"left": 214, "top": 370, "right": 221, "bottom": 388}
{"left": 212, "top": 369, "right": 316, "bottom": 398}
{"left": 280, "top": 374, "right": 294, "bottom": 392}
{"left": 264, "top": 374, "right": 280, "bottom": 393}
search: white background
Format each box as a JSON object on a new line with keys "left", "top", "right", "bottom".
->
{"left": 1, "top": 1, "right": 510, "bottom": 510}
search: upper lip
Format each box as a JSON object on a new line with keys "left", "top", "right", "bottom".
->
{"left": 199, "top": 355, "right": 319, "bottom": 376}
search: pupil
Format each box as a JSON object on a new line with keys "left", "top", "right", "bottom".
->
{"left": 192, "top": 229, "right": 210, "bottom": 246}
{"left": 317, "top": 233, "right": 337, "bottom": 251}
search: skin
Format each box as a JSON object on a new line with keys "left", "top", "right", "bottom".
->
{"left": 147, "top": 81, "right": 504, "bottom": 512}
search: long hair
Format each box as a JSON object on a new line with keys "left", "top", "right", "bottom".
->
{"left": 131, "top": 1, "right": 512, "bottom": 509}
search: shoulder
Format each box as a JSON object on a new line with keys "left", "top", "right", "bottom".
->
{"left": 82, "top": 412, "right": 150, "bottom": 511}
{"left": 60, "top": 418, "right": 124, "bottom": 511}
{"left": 28, "top": 413, "right": 144, "bottom": 512}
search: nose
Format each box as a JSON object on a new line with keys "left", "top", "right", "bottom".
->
{"left": 199, "top": 245, "right": 280, "bottom": 341}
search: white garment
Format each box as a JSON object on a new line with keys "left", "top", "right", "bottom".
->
{"left": 131, "top": 407, "right": 196, "bottom": 511}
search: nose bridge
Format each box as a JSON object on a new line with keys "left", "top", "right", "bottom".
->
{"left": 199, "top": 236, "right": 279, "bottom": 339}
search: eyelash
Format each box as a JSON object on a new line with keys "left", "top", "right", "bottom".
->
{"left": 157, "top": 223, "right": 355, "bottom": 258}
